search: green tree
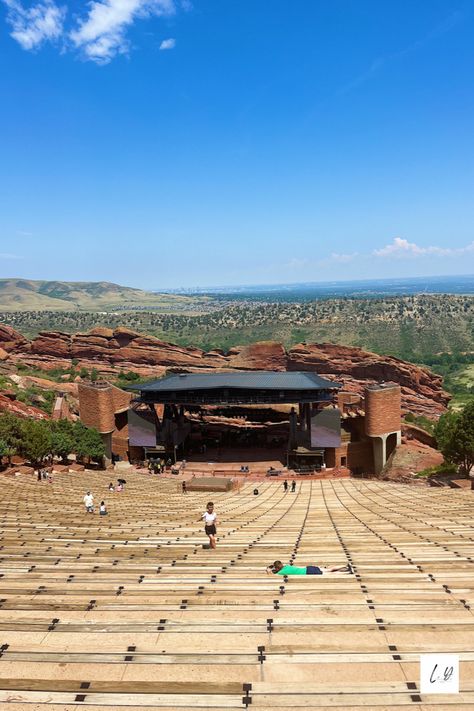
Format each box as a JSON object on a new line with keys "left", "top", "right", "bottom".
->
{"left": 51, "top": 428, "right": 75, "bottom": 463}
{"left": 0, "top": 413, "right": 23, "bottom": 451}
{"left": 0, "top": 439, "right": 8, "bottom": 466}
{"left": 20, "top": 419, "right": 52, "bottom": 466}
{"left": 74, "top": 423, "right": 105, "bottom": 462}
{"left": 2, "top": 445, "right": 17, "bottom": 466}
{"left": 435, "top": 402, "right": 474, "bottom": 477}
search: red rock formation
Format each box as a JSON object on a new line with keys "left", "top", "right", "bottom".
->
{"left": 226, "top": 342, "right": 287, "bottom": 370}
{"left": 288, "top": 343, "right": 449, "bottom": 417}
{"left": 0, "top": 392, "right": 49, "bottom": 419}
{"left": 12, "top": 375, "right": 78, "bottom": 396}
{"left": 0, "top": 324, "right": 29, "bottom": 352}
{"left": 382, "top": 441, "right": 443, "bottom": 481}
{"left": 402, "top": 423, "right": 436, "bottom": 448}
{"left": 0, "top": 324, "right": 451, "bottom": 419}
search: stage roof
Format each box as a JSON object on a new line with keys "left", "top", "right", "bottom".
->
{"left": 128, "top": 371, "right": 341, "bottom": 392}
{"left": 126, "top": 371, "right": 341, "bottom": 406}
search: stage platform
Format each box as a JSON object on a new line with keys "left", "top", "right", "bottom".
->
{"left": 0, "top": 469, "right": 472, "bottom": 709}
{"left": 185, "top": 476, "right": 234, "bottom": 492}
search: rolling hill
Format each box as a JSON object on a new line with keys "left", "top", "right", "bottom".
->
{"left": 0, "top": 279, "right": 210, "bottom": 312}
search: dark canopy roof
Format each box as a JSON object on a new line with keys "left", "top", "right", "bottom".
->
{"left": 128, "top": 371, "right": 341, "bottom": 393}
{"left": 126, "top": 371, "right": 341, "bottom": 406}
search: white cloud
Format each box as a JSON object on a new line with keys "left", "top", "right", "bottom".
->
{"left": 70, "top": 0, "right": 176, "bottom": 63}
{"left": 0, "top": 252, "right": 23, "bottom": 259}
{"left": 3, "top": 0, "right": 65, "bottom": 50}
{"left": 374, "top": 236, "right": 474, "bottom": 258}
{"left": 329, "top": 252, "right": 358, "bottom": 263}
{"left": 3, "top": 0, "right": 185, "bottom": 61}
{"left": 159, "top": 36, "right": 175, "bottom": 50}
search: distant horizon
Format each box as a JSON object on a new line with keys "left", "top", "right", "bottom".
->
{"left": 154, "top": 272, "right": 474, "bottom": 293}
{"left": 2, "top": 272, "right": 474, "bottom": 294}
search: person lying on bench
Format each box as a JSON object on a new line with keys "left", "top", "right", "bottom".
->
{"left": 266, "top": 560, "right": 352, "bottom": 575}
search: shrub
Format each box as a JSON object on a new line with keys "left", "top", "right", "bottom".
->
{"left": 435, "top": 402, "right": 474, "bottom": 477}
{"left": 415, "top": 463, "right": 457, "bottom": 478}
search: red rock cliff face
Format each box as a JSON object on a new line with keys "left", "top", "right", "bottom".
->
{"left": 0, "top": 393, "right": 49, "bottom": 420}
{"left": 0, "top": 325, "right": 450, "bottom": 418}
{"left": 28, "top": 329, "right": 228, "bottom": 369}
{"left": 226, "top": 342, "right": 287, "bottom": 370}
{"left": 287, "top": 343, "right": 449, "bottom": 417}
{"left": 0, "top": 325, "right": 29, "bottom": 352}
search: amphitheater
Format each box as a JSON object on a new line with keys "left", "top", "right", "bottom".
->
{"left": 0, "top": 470, "right": 472, "bottom": 710}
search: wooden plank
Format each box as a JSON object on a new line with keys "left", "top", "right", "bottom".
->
{"left": 0, "top": 679, "right": 242, "bottom": 693}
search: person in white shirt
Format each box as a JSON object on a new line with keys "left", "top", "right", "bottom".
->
{"left": 83, "top": 491, "right": 94, "bottom": 513}
{"left": 201, "top": 501, "right": 218, "bottom": 549}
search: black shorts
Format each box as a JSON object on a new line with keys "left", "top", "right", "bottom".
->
{"left": 205, "top": 524, "right": 216, "bottom": 536}
{"left": 306, "top": 565, "right": 322, "bottom": 575}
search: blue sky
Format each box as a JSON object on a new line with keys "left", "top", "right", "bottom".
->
{"left": 1, "top": 0, "right": 474, "bottom": 289}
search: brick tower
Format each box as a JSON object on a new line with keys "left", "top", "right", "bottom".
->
{"left": 364, "top": 383, "right": 402, "bottom": 474}
{"left": 78, "top": 381, "right": 132, "bottom": 462}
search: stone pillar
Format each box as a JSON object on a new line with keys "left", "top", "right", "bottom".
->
{"left": 372, "top": 435, "right": 386, "bottom": 475}
{"left": 102, "top": 432, "right": 112, "bottom": 465}
{"left": 298, "top": 403, "right": 305, "bottom": 431}
{"left": 369, "top": 430, "right": 402, "bottom": 474}
{"left": 289, "top": 407, "right": 297, "bottom": 449}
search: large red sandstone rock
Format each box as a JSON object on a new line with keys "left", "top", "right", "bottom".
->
{"left": 0, "top": 324, "right": 451, "bottom": 419}
{"left": 382, "top": 441, "right": 443, "bottom": 481}
{"left": 89, "top": 327, "right": 114, "bottom": 338}
{"left": 0, "top": 393, "right": 49, "bottom": 419}
{"left": 402, "top": 423, "right": 436, "bottom": 448}
{"left": 0, "top": 324, "right": 29, "bottom": 352}
{"left": 226, "top": 342, "right": 287, "bottom": 370}
{"left": 32, "top": 332, "right": 72, "bottom": 357}
{"left": 19, "top": 375, "right": 78, "bottom": 396}
{"left": 288, "top": 343, "right": 449, "bottom": 416}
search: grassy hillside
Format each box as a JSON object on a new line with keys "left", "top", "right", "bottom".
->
{"left": 0, "top": 279, "right": 211, "bottom": 313}
{"left": 2, "top": 294, "right": 472, "bottom": 362}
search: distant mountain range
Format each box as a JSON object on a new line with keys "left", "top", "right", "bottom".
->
{"left": 0, "top": 279, "right": 204, "bottom": 312}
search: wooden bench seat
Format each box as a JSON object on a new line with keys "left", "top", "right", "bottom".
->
{"left": 0, "top": 471, "right": 472, "bottom": 708}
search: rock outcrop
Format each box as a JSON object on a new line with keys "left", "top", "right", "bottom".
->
{"left": 8, "top": 374, "right": 78, "bottom": 396}
{"left": 0, "top": 392, "right": 49, "bottom": 419}
{"left": 226, "top": 342, "right": 287, "bottom": 370}
{"left": 382, "top": 441, "right": 444, "bottom": 482}
{"left": 287, "top": 342, "right": 448, "bottom": 417}
{"left": 0, "top": 324, "right": 29, "bottom": 352}
{"left": 0, "top": 324, "right": 451, "bottom": 418}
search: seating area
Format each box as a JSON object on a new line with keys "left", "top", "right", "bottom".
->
{"left": 0, "top": 470, "right": 472, "bottom": 709}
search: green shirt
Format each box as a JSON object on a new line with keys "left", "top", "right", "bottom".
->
{"left": 276, "top": 565, "right": 307, "bottom": 575}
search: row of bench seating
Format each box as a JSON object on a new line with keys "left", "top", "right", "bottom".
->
{"left": 0, "top": 469, "right": 472, "bottom": 709}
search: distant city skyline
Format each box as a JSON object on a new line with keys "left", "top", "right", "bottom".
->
{"left": 152, "top": 274, "right": 474, "bottom": 293}
{"left": 1, "top": 1, "right": 474, "bottom": 288}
